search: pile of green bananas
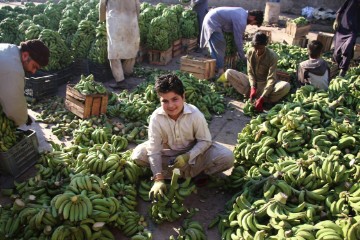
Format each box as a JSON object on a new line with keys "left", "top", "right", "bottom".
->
{"left": 224, "top": 32, "right": 238, "bottom": 56}
{"left": 220, "top": 69, "right": 360, "bottom": 239}
{"left": 0, "top": 17, "right": 20, "bottom": 43}
{"left": 0, "top": 106, "right": 17, "bottom": 152}
{"left": 149, "top": 169, "right": 196, "bottom": 224}
{"left": 180, "top": 9, "right": 198, "bottom": 38}
{"left": 170, "top": 220, "right": 207, "bottom": 240}
{"left": 25, "top": 23, "right": 44, "bottom": 40}
{"left": 58, "top": 17, "right": 79, "bottom": 48}
{"left": 88, "top": 22, "right": 108, "bottom": 65}
{"left": 38, "top": 28, "right": 73, "bottom": 71}
{"left": 71, "top": 19, "right": 96, "bottom": 59}
{"left": 290, "top": 16, "right": 309, "bottom": 26}
{"left": 74, "top": 74, "right": 107, "bottom": 95}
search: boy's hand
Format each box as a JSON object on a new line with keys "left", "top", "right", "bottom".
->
{"left": 173, "top": 153, "right": 190, "bottom": 168}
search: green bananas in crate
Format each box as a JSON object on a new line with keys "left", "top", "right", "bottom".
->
{"left": 74, "top": 74, "right": 107, "bottom": 95}
{"left": 0, "top": 105, "right": 17, "bottom": 152}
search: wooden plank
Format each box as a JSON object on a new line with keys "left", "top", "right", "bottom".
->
{"left": 316, "top": 32, "right": 334, "bottom": 52}
{"left": 65, "top": 99, "right": 84, "bottom": 118}
{"left": 180, "top": 65, "right": 209, "bottom": 74}
{"left": 148, "top": 47, "right": 173, "bottom": 65}
{"left": 91, "top": 97, "right": 101, "bottom": 116}
{"left": 286, "top": 22, "right": 311, "bottom": 38}
{"left": 100, "top": 95, "right": 108, "bottom": 114}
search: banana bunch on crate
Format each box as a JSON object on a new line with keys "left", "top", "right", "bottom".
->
{"left": 0, "top": 106, "right": 17, "bottom": 152}
{"left": 170, "top": 220, "right": 207, "bottom": 240}
{"left": 74, "top": 74, "right": 107, "bottom": 95}
{"left": 149, "top": 169, "right": 196, "bottom": 224}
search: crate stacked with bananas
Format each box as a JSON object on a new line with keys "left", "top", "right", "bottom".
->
{"left": 144, "top": 169, "right": 196, "bottom": 224}
{"left": 0, "top": 105, "right": 17, "bottom": 152}
{"left": 74, "top": 74, "right": 107, "bottom": 95}
{"left": 219, "top": 71, "right": 360, "bottom": 239}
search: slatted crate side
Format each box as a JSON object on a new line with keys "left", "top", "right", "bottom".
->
{"left": 65, "top": 84, "right": 108, "bottom": 119}
{"left": 172, "top": 39, "right": 182, "bottom": 57}
{"left": 285, "top": 22, "right": 311, "bottom": 38}
{"left": 181, "top": 38, "right": 197, "bottom": 53}
{"left": 180, "top": 56, "right": 216, "bottom": 80}
{"left": 316, "top": 32, "right": 334, "bottom": 52}
{"left": 148, "top": 47, "right": 173, "bottom": 66}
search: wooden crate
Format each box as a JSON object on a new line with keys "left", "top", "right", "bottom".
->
{"left": 180, "top": 55, "right": 216, "bottom": 80}
{"left": 65, "top": 84, "right": 108, "bottom": 119}
{"left": 148, "top": 47, "right": 172, "bottom": 66}
{"left": 172, "top": 39, "right": 182, "bottom": 57}
{"left": 285, "top": 22, "right": 311, "bottom": 38}
{"left": 316, "top": 32, "right": 334, "bottom": 52}
{"left": 276, "top": 70, "right": 291, "bottom": 82}
{"left": 136, "top": 45, "right": 148, "bottom": 64}
{"left": 224, "top": 54, "right": 239, "bottom": 70}
{"left": 354, "top": 43, "right": 360, "bottom": 60}
{"left": 181, "top": 38, "right": 197, "bottom": 53}
{"left": 285, "top": 35, "right": 308, "bottom": 48}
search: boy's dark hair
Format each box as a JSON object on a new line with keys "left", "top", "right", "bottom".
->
{"left": 252, "top": 31, "right": 268, "bottom": 46}
{"left": 308, "top": 40, "right": 323, "bottom": 59}
{"left": 249, "top": 10, "right": 264, "bottom": 27}
{"left": 155, "top": 74, "right": 185, "bottom": 97}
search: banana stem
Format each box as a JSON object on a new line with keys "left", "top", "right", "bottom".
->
{"left": 168, "top": 168, "right": 180, "bottom": 200}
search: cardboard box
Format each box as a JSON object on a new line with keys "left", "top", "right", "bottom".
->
{"left": 180, "top": 55, "right": 216, "bottom": 80}
{"left": 65, "top": 84, "right": 108, "bottom": 119}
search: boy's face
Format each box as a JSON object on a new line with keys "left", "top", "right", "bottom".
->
{"left": 159, "top": 91, "right": 185, "bottom": 121}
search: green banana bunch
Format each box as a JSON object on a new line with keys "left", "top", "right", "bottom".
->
{"left": 173, "top": 220, "right": 207, "bottom": 240}
{"left": 0, "top": 105, "right": 17, "bottom": 152}
{"left": 74, "top": 74, "right": 107, "bottom": 95}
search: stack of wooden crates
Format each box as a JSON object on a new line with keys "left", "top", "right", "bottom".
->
{"left": 285, "top": 21, "right": 311, "bottom": 48}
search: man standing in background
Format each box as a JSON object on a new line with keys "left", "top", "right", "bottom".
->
{"left": 333, "top": 0, "right": 360, "bottom": 77}
{"left": 99, "top": 0, "right": 140, "bottom": 89}
{"left": 191, "top": 0, "right": 208, "bottom": 52}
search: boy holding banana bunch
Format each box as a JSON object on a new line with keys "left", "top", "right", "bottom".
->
{"left": 131, "top": 74, "right": 234, "bottom": 198}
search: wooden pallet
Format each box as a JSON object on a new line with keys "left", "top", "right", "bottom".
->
{"left": 65, "top": 84, "right": 108, "bottom": 119}
{"left": 148, "top": 47, "right": 173, "bottom": 66}
{"left": 181, "top": 38, "right": 197, "bottom": 53}
{"left": 316, "top": 32, "right": 334, "bottom": 52}
{"left": 180, "top": 55, "right": 216, "bottom": 80}
{"left": 285, "top": 22, "right": 311, "bottom": 38}
{"left": 172, "top": 39, "right": 182, "bottom": 57}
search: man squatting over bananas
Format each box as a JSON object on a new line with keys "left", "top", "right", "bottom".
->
{"left": 131, "top": 74, "right": 234, "bottom": 198}
{"left": 0, "top": 39, "right": 50, "bottom": 126}
{"left": 223, "top": 32, "right": 290, "bottom": 112}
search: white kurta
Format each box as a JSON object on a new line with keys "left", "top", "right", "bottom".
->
{"left": 100, "top": 0, "right": 140, "bottom": 60}
{"left": 0, "top": 44, "right": 27, "bottom": 126}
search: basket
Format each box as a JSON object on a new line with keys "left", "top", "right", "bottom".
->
{"left": 88, "top": 61, "right": 113, "bottom": 82}
{"left": 0, "top": 130, "right": 39, "bottom": 178}
{"left": 73, "top": 58, "right": 90, "bottom": 76}
{"left": 25, "top": 71, "right": 58, "bottom": 100}
{"left": 56, "top": 63, "right": 75, "bottom": 85}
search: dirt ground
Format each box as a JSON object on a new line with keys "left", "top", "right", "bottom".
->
{"left": 0, "top": 3, "right": 351, "bottom": 239}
